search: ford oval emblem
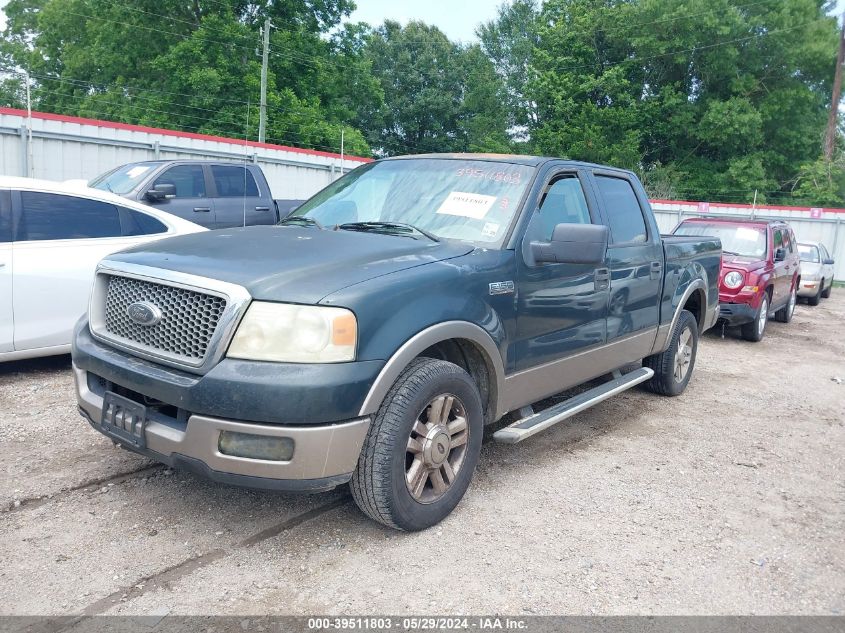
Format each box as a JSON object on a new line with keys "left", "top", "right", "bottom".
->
{"left": 127, "top": 301, "right": 163, "bottom": 326}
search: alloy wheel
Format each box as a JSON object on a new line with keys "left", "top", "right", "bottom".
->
{"left": 405, "top": 394, "right": 469, "bottom": 504}
{"left": 673, "top": 326, "right": 693, "bottom": 383}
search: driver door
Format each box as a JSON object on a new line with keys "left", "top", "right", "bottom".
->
{"left": 513, "top": 170, "right": 608, "bottom": 371}
{"left": 148, "top": 164, "right": 216, "bottom": 228}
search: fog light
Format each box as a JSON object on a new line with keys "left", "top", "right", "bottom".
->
{"left": 218, "top": 431, "right": 294, "bottom": 461}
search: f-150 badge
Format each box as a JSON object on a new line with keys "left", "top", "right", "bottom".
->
{"left": 489, "top": 281, "right": 515, "bottom": 296}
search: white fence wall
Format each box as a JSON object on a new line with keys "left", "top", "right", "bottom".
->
{"left": 0, "top": 108, "right": 370, "bottom": 199}
{"left": 652, "top": 200, "right": 845, "bottom": 281}
{"left": 2, "top": 109, "right": 843, "bottom": 279}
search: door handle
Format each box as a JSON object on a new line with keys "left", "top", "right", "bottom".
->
{"left": 650, "top": 261, "right": 662, "bottom": 280}
{"left": 193, "top": 207, "right": 211, "bottom": 213}
{"left": 255, "top": 206, "right": 270, "bottom": 212}
{"left": 595, "top": 268, "right": 610, "bottom": 291}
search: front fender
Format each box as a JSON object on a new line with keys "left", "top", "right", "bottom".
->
{"left": 321, "top": 249, "right": 516, "bottom": 418}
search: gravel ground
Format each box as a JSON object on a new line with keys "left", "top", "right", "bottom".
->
{"left": 1, "top": 295, "right": 843, "bottom": 616}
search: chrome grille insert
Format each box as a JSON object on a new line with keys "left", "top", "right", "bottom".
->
{"left": 102, "top": 275, "right": 227, "bottom": 364}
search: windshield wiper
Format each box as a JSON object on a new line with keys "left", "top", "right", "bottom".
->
{"left": 336, "top": 221, "right": 440, "bottom": 242}
{"left": 279, "top": 216, "right": 324, "bottom": 230}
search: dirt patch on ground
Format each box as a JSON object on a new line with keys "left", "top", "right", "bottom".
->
{"left": 1, "top": 296, "right": 843, "bottom": 615}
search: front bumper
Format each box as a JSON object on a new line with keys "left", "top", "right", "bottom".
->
{"left": 72, "top": 319, "right": 383, "bottom": 425}
{"left": 718, "top": 302, "right": 758, "bottom": 326}
{"left": 74, "top": 363, "right": 370, "bottom": 491}
{"left": 797, "top": 279, "right": 821, "bottom": 297}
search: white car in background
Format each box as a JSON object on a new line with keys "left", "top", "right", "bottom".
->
{"left": 797, "top": 241, "right": 835, "bottom": 306}
{"left": 0, "top": 177, "right": 206, "bottom": 362}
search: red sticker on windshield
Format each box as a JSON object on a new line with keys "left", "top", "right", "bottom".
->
{"left": 456, "top": 167, "right": 522, "bottom": 185}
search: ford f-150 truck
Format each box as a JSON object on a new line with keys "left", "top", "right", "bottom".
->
{"left": 72, "top": 154, "right": 721, "bottom": 531}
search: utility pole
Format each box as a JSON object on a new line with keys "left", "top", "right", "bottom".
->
{"left": 823, "top": 12, "right": 845, "bottom": 160}
{"left": 258, "top": 17, "right": 270, "bottom": 144}
{"left": 340, "top": 127, "right": 344, "bottom": 179}
{"left": 25, "top": 71, "right": 34, "bottom": 177}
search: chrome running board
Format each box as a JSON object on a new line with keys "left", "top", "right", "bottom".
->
{"left": 493, "top": 367, "right": 654, "bottom": 444}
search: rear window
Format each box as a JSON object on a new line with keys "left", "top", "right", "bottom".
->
{"left": 121, "top": 208, "right": 168, "bottom": 236}
{"left": 18, "top": 191, "right": 122, "bottom": 241}
{"left": 593, "top": 176, "right": 647, "bottom": 244}
{"left": 674, "top": 222, "right": 767, "bottom": 259}
{"left": 211, "top": 165, "right": 260, "bottom": 197}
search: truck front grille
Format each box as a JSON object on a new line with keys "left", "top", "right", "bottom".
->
{"left": 101, "top": 275, "right": 228, "bottom": 364}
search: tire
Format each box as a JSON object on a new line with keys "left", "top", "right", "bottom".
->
{"left": 808, "top": 281, "right": 822, "bottom": 306}
{"left": 775, "top": 284, "right": 796, "bottom": 323}
{"left": 643, "top": 309, "right": 698, "bottom": 396}
{"left": 741, "top": 293, "right": 768, "bottom": 342}
{"left": 822, "top": 278, "right": 833, "bottom": 299}
{"left": 350, "top": 358, "right": 483, "bottom": 531}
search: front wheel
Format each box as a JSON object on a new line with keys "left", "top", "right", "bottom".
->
{"left": 741, "top": 294, "right": 768, "bottom": 342}
{"left": 350, "top": 358, "right": 483, "bottom": 531}
{"left": 643, "top": 309, "right": 698, "bottom": 396}
{"left": 822, "top": 278, "right": 833, "bottom": 299}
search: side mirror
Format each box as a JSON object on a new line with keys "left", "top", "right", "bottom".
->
{"left": 823, "top": 258, "right": 835, "bottom": 265}
{"left": 145, "top": 183, "right": 176, "bottom": 202}
{"left": 531, "top": 223, "right": 609, "bottom": 265}
{"left": 774, "top": 248, "right": 786, "bottom": 262}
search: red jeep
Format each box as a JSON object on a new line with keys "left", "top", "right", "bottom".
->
{"left": 672, "top": 218, "right": 799, "bottom": 342}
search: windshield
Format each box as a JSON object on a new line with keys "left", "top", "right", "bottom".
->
{"left": 288, "top": 159, "right": 535, "bottom": 244}
{"left": 798, "top": 244, "right": 819, "bottom": 263}
{"left": 675, "top": 222, "right": 767, "bottom": 259}
{"left": 90, "top": 162, "right": 164, "bottom": 194}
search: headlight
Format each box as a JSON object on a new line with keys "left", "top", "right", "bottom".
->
{"left": 227, "top": 302, "right": 356, "bottom": 363}
{"left": 723, "top": 271, "right": 744, "bottom": 289}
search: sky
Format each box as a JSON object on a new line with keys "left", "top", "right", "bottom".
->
{"left": 0, "top": 0, "right": 843, "bottom": 47}
{"left": 347, "top": 0, "right": 500, "bottom": 42}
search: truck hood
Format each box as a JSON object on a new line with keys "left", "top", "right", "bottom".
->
{"left": 722, "top": 254, "right": 767, "bottom": 272}
{"left": 107, "top": 225, "right": 475, "bottom": 304}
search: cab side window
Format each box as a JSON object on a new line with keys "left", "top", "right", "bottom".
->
{"left": 594, "top": 176, "right": 647, "bottom": 244}
{"left": 0, "top": 190, "right": 11, "bottom": 243}
{"left": 773, "top": 229, "right": 783, "bottom": 252}
{"left": 153, "top": 165, "right": 206, "bottom": 198}
{"left": 536, "top": 175, "right": 591, "bottom": 240}
{"left": 17, "top": 192, "right": 122, "bottom": 241}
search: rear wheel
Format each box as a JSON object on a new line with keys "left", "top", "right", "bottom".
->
{"left": 350, "top": 358, "right": 483, "bottom": 531}
{"left": 643, "top": 310, "right": 698, "bottom": 396}
{"left": 741, "top": 294, "right": 768, "bottom": 342}
{"left": 822, "top": 278, "right": 833, "bottom": 299}
{"left": 775, "top": 284, "right": 796, "bottom": 323}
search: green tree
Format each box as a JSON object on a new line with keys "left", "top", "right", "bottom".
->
{"left": 528, "top": 0, "right": 839, "bottom": 204}
{"left": 477, "top": 0, "right": 540, "bottom": 145}
{"left": 0, "top": 0, "right": 373, "bottom": 156}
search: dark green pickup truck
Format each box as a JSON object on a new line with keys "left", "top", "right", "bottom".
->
{"left": 72, "top": 154, "right": 721, "bottom": 531}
